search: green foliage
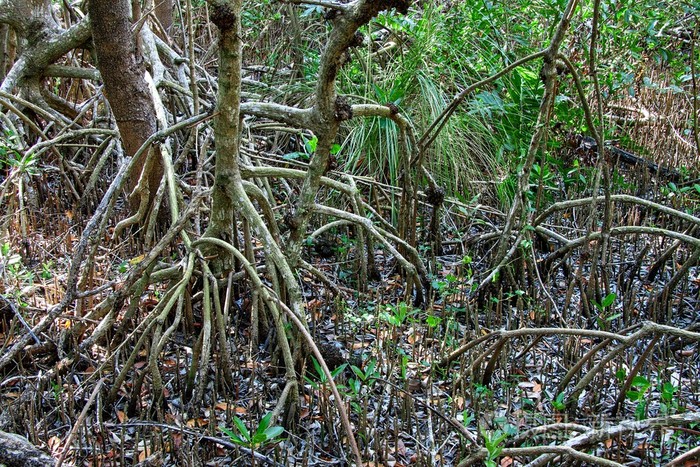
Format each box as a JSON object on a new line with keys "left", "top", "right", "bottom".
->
{"left": 117, "top": 260, "right": 129, "bottom": 274}
{"left": 593, "top": 293, "right": 620, "bottom": 330}
{"left": 304, "top": 355, "right": 346, "bottom": 389}
{"left": 617, "top": 374, "right": 682, "bottom": 420}
{"left": 50, "top": 381, "right": 63, "bottom": 401}
{"left": 592, "top": 292, "right": 617, "bottom": 312}
{"left": 0, "top": 242, "right": 34, "bottom": 288}
{"left": 1, "top": 242, "right": 21, "bottom": 271}
{"left": 284, "top": 134, "right": 341, "bottom": 161}
{"left": 431, "top": 273, "right": 459, "bottom": 296}
{"left": 338, "top": 4, "right": 499, "bottom": 195}
{"left": 425, "top": 314, "right": 441, "bottom": 328}
{"left": 346, "top": 358, "right": 380, "bottom": 412}
{"left": 460, "top": 409, "right": 475, "bottom": 428}
{"left": 552, "top": 392, "right": 567, "bottom": 411}
{"left": 659, "top": 381, "right": 680, "bottom": 416}
{"left": 219, "top": 412, "right": 284, "bottom": 450}
{"left": 481, "top": 428, "right": 509, "bottom": 467}
{"left": 350, "top": 358, "right": 379, "bottom": 384}
{"left": 626, "top": 375, "right": 652, "bottom": 420}
{"left": 0, "top": 131, "right": 37, "bottom": 177}
{"left": 379, "top": 301, "right": 415, "bottom": 326}
{"left": 283, "top": 134, "right": 316, "bottom": 161}
{"left": 40, "top": 261, "right": 54, "bottom": 280}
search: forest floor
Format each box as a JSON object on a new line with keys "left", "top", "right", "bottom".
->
{"left": 2, "top": 166, "right": 700, "bottom": 466}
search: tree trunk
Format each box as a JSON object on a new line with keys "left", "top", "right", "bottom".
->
{"left": 0, "top": 0, "right": 54, "bottom": 39}
{"left": 0, "top": 23, "right": 10, "bottom": 82}
{"left": 203, "top": 0, "right": 243, "bottom": 273}
{"left": 0, "top": 0, "right": 90, "bottom": 96}
{"left": 154, "top": 0, "right": 173, "bottom": 33}
{"left": 88, "top": 0, "right": 162, "bottom": 215}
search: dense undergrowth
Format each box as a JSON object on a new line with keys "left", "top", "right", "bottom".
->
{"left": 1, "top": 0, "right": 700, "bottom": 466}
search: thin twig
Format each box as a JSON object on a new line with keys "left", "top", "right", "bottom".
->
{"left": 55, "top": 378, "right": 105, "bottom": 467}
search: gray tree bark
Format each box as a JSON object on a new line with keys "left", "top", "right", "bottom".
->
{"left": 0, "top": 0, "right": 90, "bottom": 98}
{"left": 88, "top": 0, "right": 163, "bottom": 215}
{"left": 0, "top": 431, "right": 54, "bottom": 467}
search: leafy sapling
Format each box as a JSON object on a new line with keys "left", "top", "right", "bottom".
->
{"left": 220, "top": 411, "right": 285, "bottom": 466}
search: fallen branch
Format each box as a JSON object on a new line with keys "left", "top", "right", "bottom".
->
{"left": 0, "top": 431, "right": 54, "bottom": 467}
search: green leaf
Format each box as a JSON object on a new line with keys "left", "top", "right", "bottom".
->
{"left": 256, "top": 412, "right": 273, "bottom": 434}
{"left": 552, "top": 392, "right": 566, "bottom": 410}
{"left": 350, "top": 365, "right": 365, "bottom": 380}
{"left": 232, "top": 416, "right": 250, "bottom": 441}
{"left": 661, "top": 382, "right": 677, "bottom": 402}
{"left": 516, "top": 66, "right": 538, "bottom": 83}
{"left": 634, "top": 400, "right": 647, "bottom": 420}
{"left": 631, "top": 375, "right": 651, "bottom": 390}
{"left": 310, "top": 356, "right": 325, "bottom": 382}
{"left": 601, "top": 292, "right": 616, "bottom": 308}
{"left": 251, "top": 432, "right": 268, "bottom": 445}
{"left": 305, "top": 135, "right": 318, "bottom": 154}
{"left": 220, "top": 426, "right": 246, "bottom": 446}
{"left": 331, "top": 363, "right": 348, "bottom": 379}
{"left": 303, "top": 375, "right": 319, "bottom": 389}
{"left": 264, "top": 426, "right": 284, "bottom": 439}
{"left": 300, "top": 5, "right": 323, "bottom": 17}
{"left": 461, "top": 410, "right": 475, "bottom": 427}
{"left": 426, "top": 315, "right": 441, "bottom": 328}
{"left": 365, "top": 359, "right": 377, "bottom": 377}
{"left": 615, "top": 368, "right": 627, "bottom": 383}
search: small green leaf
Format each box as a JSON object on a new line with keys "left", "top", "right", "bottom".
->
{"left": 220, "top": 426, "right": 246, "bottom": 446}
{"left": 631, "top": 375, "right": 651, "bottom": 390}
{"left": 264, "top": 426, "right": 284, "bottom": 439}
{"left": 661, "top": 382, "right": 677, "bottom": 401}
{"left": 232, "top": 416, "right": 250, "bottom": 441}
{"left": 350, "top": 365, "right": 364, "bottom": 380}
{"left": 601, "top": 292, "right": 616, "bottom": 308}
{"left": 251, "top": 432, "right": 268, "bottom": 445}
{"left": 305, "top": 135, "right": 318, "bottom": 154}
{"left": 331, "top": 363, "right": 347, "bottom": 379}
{"left": 615, "top": 368, "right": 627, "bottom": 383}
{"left": 461, "top": 410, "right": 475, "bottom": 427}
{"left": 310, "top": 356, "right": 326, "bottom": 382}
{"left": 426, "top": 315, "right": 441, "bottom": 328}
{"left": 365, "top": 359, "right": 377, "bottom": 377}
{"left": 552, "top": 392, "right": 566, "bottom": 410}
{"left": 256, "top": 412, "right": 273, "bottom": 434}
{"left": 634, "top": 400, "right": 647, "bottom": 420}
